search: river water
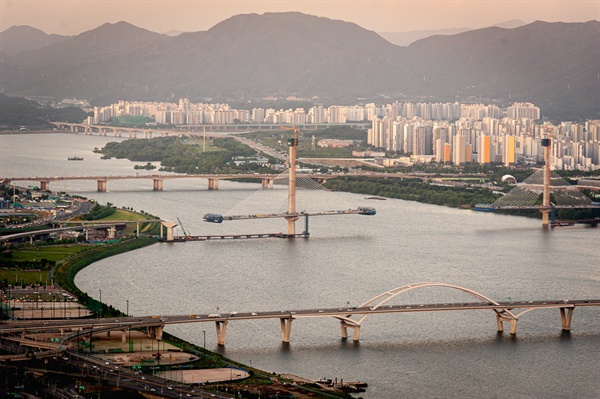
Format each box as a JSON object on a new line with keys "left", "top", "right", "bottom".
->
{"left": 2, "top": 133, "right": 599, "bottom": 398}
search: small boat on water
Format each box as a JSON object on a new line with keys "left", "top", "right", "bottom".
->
{"left": 365, "top": 196, "right": 386, "bottom": 200}
{"left": 67, "top": 156, "right": 84, "bottom": 161}
{"left": 357, "top": 206, "right": 377, "bottom": 215}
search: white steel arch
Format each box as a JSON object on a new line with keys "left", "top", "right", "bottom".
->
{"left": 335, "top": 282, "right": 518, "bottom": 327}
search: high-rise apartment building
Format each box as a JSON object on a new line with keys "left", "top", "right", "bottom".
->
{"left": 479, "top": 135, "right": 492, "bottom": 164}
{"left": 507, "top": 102, "right": 540, "bottom": 120}
{"left": 503, "top": 135, "right": 516, "bottom": 166}
{"left": 453, "top": 134, "right": 467, "bottom": 165}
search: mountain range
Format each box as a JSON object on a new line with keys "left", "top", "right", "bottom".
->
{"left": 379, "top": 19, "right": 526, "bottom": 47}
{"left": 1, "top": 13, "right": 598, "bottom": 121}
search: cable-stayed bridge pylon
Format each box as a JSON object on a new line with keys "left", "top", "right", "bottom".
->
{"left": 202, "top": 127, "right": 376, "bottom": 236}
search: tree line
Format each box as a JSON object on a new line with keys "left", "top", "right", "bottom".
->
{"left": 324, "top": 176, "right": 500, "bottom": 209}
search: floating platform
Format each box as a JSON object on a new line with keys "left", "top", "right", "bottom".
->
{"left": 473, "top": 203, "right": 495, "bottom": 212}
{"left": 550, "top": 218, "right": 599, "bottom": 228}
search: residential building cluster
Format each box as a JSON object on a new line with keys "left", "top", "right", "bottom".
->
{"left": 92, "top": 98, "right": 378, "bottom": 126}
{"left": 369, "top": 103, "right": 600, "bottom": 171}
{"left": 90, "top": 98, "right": 600, "bottom": 171}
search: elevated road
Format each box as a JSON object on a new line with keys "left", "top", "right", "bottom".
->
{"left": 0, "top": 221, "right": 161, "bottom": 243}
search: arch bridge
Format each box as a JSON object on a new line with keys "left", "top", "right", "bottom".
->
{"left": 2, "top": 283, "right": 597, "bottom": 358}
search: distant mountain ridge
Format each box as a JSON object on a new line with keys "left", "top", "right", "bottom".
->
{"left": 0, "top": 13, "right": 598, "bottom": 120}
{"left": 0, "top": 25, "right": 68, "bottom": 55}
{"left": 379, "top": 20, "right": 526, "bottom": 46}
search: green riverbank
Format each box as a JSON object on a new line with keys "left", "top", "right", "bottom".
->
{"left": 51, "top": 236, "right": 353, "bottom": 398}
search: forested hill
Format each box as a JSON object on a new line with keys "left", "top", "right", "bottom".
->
{"left": 0, "top": 93, "right": 88, "bottom": 129}
{"left": 0, "top": 14, "right": 598, "bottom": 120}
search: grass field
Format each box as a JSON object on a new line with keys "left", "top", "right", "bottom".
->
{"left": 10, "top": 245, "right": 91, "bottom": 262}
{"left": 0, "top": 269, "right": 51, "bottom": 286}
{"left": 2, "top": 245, "right": 92, "bottom": 286}
{"left": 99, "top": 209, "right": 149, "bottom": 221}
{"left": 98, "top": 209, "right": 159, "bottom": 235}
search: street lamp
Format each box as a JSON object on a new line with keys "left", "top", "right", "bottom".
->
{"left": 98, "top": 289, "right": 102, "bottom": 318}
{"left": 202, "top": 330, "right": 206, "bottom": 364}
{"left": 126, "top": 300, "right": 129, "bottom": 317}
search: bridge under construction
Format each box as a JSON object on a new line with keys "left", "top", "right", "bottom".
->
{"left": 194, "top": 126, "right": 376, "bottom": 238}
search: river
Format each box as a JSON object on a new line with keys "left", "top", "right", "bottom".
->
{"left": 2, "top": 133, "right": 599, "bottom": 398}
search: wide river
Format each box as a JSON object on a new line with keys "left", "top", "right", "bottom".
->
{"left": 2, "top": 133, "right": 599, "bottom": 398}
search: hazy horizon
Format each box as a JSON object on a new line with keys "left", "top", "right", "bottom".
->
{"left": 1, "top": 0, "right": 598, "bottom": 36}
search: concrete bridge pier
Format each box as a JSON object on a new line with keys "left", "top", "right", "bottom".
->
{"left": 284, "top": 216, "right": 299, "bottom": 236}
{"left": 40, "top": 180, "right": 50, "bottom": 191}
{"left": 280, "top": 317, "right": 293, "bottom": 343}
{"left": 107, "top": 226, "right": 116, "bottom": 240}
{"left": 215, "top": 321, "right": 228, "bottom": 346}
{"left": 97, "top": 179, "right": 107, "bottom": 192}
{"left": 147, "top": 326, "right": 164, "bottom": 340}
{"left": 70, "top": 126, "right": 76, "bottom": 133}
{"left": 496, "top": 313, "right": 518, "bottom": 334}
{"left": 153, "top": 179, "right": 164, "bottom": 191}
{"left": 261, "top": 178, "right": 274, "bottom": 189}
{"left": 540, "top": 209, "right": 551, "bottom": 228}
{"left": 340, "top": 321, "right": 361, "bottom": 341}
{"left": 160, "top": 221, "right": 177, "bottom": 241}
{"left": 560, "top": 307, "right": 574, "bottom": 331}
{"left": 208, "top": 178, "right": 219, "bottom": 190}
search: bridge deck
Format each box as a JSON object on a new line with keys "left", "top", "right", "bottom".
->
{"left": 1, "top": 299, "right": 597, "bottom": 334}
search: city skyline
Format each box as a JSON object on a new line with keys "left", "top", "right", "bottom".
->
{"left": 1, "top": 0, "right": 598, "bottom": 36}
{"left": 84, "top": 97, "right": 600, "bottom": 171}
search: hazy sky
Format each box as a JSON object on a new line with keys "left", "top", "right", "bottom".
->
{"left": 1, "top": 0, "right": 599, "bottom": 35}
